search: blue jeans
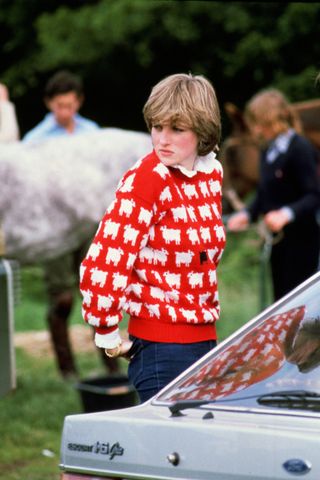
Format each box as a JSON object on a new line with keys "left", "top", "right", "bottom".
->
{"left": 128, "top": 337, "right": 216, "bottom": 403}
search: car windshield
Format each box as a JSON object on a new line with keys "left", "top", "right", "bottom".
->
{"left": 155, "top": 273, "right": 320, "bottom": 411}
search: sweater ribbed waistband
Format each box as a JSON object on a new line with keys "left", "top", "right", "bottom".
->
{"left": 128, "top": 316, "right": 217, "bottom": 343}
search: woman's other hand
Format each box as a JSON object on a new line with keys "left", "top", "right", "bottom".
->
{"left": 264, "top": 209, "right": 290, "bottom": 233}
{"left": 227, "top": 210, "right": 249, "bottom": 231}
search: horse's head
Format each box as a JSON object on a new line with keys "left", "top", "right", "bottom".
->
{"left": 293, "top": 98, "right": 320, "bottom": 150}
{"left": 219, "top": 102, "right": 260, "bottom": 213}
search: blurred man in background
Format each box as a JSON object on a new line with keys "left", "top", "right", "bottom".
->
{"left": 23, "top": 70, "right": 98, "bottom": 143}
{"left": 22, "top": 71, "right": 119, "bottom": 379}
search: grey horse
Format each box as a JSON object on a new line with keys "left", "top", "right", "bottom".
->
{"left": 0, "top": 127, "right": 151, "bottom": 262}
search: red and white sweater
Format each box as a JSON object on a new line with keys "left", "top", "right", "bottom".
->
{"left": 80, "top": 150, "right": 226, "bottom": 349}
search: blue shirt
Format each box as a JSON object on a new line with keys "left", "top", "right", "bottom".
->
{"left": 22, "top": 112, "right": 99, "bottom": 144}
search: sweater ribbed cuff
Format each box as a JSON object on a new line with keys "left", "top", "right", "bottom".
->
{"left": 95, "top": 329, "right": 121, "bottom": 349}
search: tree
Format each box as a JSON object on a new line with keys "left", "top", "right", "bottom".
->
{"left": 1, "top": 1, "right": 319, "bottom": 134}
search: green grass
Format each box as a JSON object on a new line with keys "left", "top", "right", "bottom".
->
{"left": 14, "top": 266, "right": 83, "bottom": 332}
{"left": 217, "top": 229, "right": 272, "bottom": 339}
{"left": 0, "top": 349, "right": 129, "bottom": 480}
{"left": 1, "top": 229, "right": 272, "bottom": 479}
{"left": 0, "top": 351, "right": 81, "bottom": 479}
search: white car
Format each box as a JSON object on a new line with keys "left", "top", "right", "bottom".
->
{"left": 60, "top": 271, "right": 320, "bottom": 480}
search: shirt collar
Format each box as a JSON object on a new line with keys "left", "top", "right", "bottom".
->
{"left": 44, "top": 112, "right": 82, "bottom": 129}
{"left": 172, "top": 151, "right": 219, "bottom": 177}
{"left": 266, "top": 129, "right": 295, "bottom": 163}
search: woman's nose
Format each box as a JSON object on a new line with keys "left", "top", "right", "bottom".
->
{"left": 159, "top": 128, "right": 170, "bottom": 143}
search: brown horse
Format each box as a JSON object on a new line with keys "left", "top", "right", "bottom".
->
{"left": 220, "top": 98, "right": 320, "bottom": 212}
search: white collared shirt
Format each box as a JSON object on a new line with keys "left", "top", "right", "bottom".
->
{"left": 266, "top": 129, "right": 295, "bottom": 163}
{"left": 172, "top": 151, "right": 221, "bottom": 177}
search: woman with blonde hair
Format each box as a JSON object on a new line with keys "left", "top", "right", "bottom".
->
{"left": 80, "top": 73, "right": 226, "bottom": 402}
{"left": 245, "top": 88, "right": 303, "bottom": 135}
{"left": 228, "top": 88, "right": 320, "bottom": 301}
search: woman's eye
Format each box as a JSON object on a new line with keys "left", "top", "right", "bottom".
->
{"left": 173, "top": 126, "right": 184, "bottom": 132}
{"left": 153, "top": 124, "right": 162, "bottom": 131}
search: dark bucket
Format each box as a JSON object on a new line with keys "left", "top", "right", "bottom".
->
{"left": 75, "top": 374, "right": 138, "bottom": 413}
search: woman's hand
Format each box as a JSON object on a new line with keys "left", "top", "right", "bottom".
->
{"left": 105, "top": 338, "right": 133, "bottom": 360}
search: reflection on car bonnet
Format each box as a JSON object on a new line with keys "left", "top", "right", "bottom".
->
{"left": 164, "top": 305, "right": 307, "bottom": 401}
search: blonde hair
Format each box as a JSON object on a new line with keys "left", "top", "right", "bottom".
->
{"left": 143, "top": 73, "right": 221, "bottom": 156}
{"left": 245, "top": 88, "right": 301, "bottom": 136}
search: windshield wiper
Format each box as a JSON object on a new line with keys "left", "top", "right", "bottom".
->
{"left": 257, "top": 390, "right": 320, "bottom": 410}
{"left": 169, "top": 390, "right": 320, "bottom": 415}
{"left": 169, "top": 399, "right": 214, "bottom": 416}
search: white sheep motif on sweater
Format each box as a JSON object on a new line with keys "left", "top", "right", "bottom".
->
{"left": 97, "top": 294, "right": 114, "bottom": 311}
{"left": 103, "top": 220, "right": 120, "bottom": 240}
{"left": 187, "top": 227, "right": 201, "bottom": 245}
{"left": 119, "top": 173, "right": 136, "bottom": 193}
{"left": 181, "top": 183, "right": 199, "bottom": 199}
{"left": 160, "top": 226, "right": 181, "bottom": 245}
{"left": 160, "top": 186, "right": 172, "bottom": 203}
{"left": 175, "top": 250, "right": 194, "bottom": 267}
{"left": 90, "top": 268, "right": 108, "bottom": 287}
{"left": 124, "top": 225, "right": 140, "bottom": 246}
{"left": 119, "top": 198, "right": 136, "bottom": 217}
{"left": 87, "top": 242, "right": 103, "bottom": 261}
{"left": 106, "top": 247, "right": 124, "bottom": 266}
{"left": 172, "top": 206, "right": 188, "bottom": 222}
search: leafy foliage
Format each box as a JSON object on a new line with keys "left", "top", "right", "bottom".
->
{"left": 0, "top": 0, "right": 319, "bottom": 133}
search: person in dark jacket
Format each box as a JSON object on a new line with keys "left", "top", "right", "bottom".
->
{"left": 228, "top": 88, "right": 320, "bottom": 301}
